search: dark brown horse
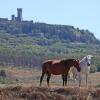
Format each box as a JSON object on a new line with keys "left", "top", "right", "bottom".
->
{"left": 40, "top": 59, "right": 80, "bottom": 87}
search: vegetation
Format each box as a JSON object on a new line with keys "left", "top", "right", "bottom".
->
{"left": 0, "top": 16, "right": 100, "bottom": 100}
{"left": 0, "top": 86, "right": 99, "bottom": 100}
{"left": 0, "top": 21, "right": 100, "bottom": 71}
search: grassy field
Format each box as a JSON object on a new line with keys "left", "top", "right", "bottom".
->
{"left": 0, "top": 66, "right": 100, "bottom": 100}
{"left": 0, "top": 66, "right": 100, "bottom": 87}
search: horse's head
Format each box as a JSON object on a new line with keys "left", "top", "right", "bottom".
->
{"left": 73, "top": 59, "right": 81, "bottom": 72}
{"left": 86, "top": 55, "right": 93, "bottom": 66}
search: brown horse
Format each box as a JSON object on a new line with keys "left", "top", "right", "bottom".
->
{"left": 40, "top": 59, "right": 80, "bottom": 87}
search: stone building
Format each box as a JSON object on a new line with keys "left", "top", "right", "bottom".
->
{"left": 11, "top": 8, "right": 23, "bottom": 22}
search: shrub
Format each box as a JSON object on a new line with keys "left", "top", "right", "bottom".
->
{"left": 97, "top": 66, "right": 100, "bottom": 72}
{"left": 0, "top": 69, "right": 6, "bottom": 78}
{"left": 90, "top": 66, "right": 97, "bottom": 73}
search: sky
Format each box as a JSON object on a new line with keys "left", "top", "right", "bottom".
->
{"left": 0, "top": 0, "right": 100, "bottom": 39}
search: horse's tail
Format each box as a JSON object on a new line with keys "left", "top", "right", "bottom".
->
{"left": 40, "top": 61, "right": 51, "bottom": 86}
{"left": 41, "top": 62, "right": 46, "bottom": 74}
{"left": 40, "top": 62, "right": 46, "bottom": 86}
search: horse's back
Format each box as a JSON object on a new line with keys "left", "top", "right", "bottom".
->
{"left": 52, "top": 60, "right": 61, "bottom": 64}
{"left": 43, "top": 59, "right": 61, "bottom": 66}
{"left": 41, "top": 60, "right": 52, "bottom": 72}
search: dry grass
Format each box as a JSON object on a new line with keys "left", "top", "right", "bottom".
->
{"left": 0, "top": 85, "right": 100, "bottom": 100}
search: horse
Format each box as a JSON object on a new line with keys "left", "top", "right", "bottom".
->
{"left": 62, "top": 55, "right": 93, "bottom": 87}
{"left": 40, "top": 59, "right": 80, "bottom": 87}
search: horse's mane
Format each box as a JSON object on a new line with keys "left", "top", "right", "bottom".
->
{"left": 80, "top": 55, "right": 91, "bottom": 62}
{"left": 80, "top": 57, "right": 86, "bottom": 63}
{"left": 61, "top": 59, "right": 76, "bottom": 64}
{"left": 80, "top": 55, "right": 93, "bottom": 63}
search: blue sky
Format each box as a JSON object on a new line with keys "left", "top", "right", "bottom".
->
{"left": 0, "top": 0, "right": 100, "bottom": 39}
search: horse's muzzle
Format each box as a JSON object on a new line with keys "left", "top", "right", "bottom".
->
{"left": 87, "top": 63, "right": 90, "bottom": 66}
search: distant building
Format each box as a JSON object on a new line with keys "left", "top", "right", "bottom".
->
{"left": 17, "top": 8, "right": 23, "bottom": 22}
{"left": 11, "top": 14, "right": 15, "bottom": 21}
{"left": 10, "top": 8, "right": 23, "bottom": 22}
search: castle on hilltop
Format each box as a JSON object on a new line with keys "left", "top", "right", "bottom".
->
{"left": 0, "top": 8, "right": 23, "bottom": 22}
{"left": 0, "top": 8, "right": 34, "bottom": 34}
{"left": 11, "top": 8, "right": 23, "bottom": 22}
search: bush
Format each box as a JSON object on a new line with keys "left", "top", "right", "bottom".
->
{"left": 95, "top": 84, "right": 100, "bottom": 88}
{"left": 90, "top": 66, "right": 97, "bottom": 73}
{"left": 97, "top": 66, "right": 100, "bottom": 72}
{"left": 0, "top": 69, "right": 6, "bottom": 78}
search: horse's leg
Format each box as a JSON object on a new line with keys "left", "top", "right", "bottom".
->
{"left": 86, "top": 73, "right": 88, "bottom": 87}
{"left": 65, "top": 73, "right": 68, "bottom": 86}
{"left": 62, "top": 75, "right": 65, "bottom": 86}
{"left": 73, "top": 73, "right": 76, "bottom": 83}
{"left": 47, "top": 74, "right": 51, "bottom": 87}
{"left": 40, "top": 72, "right": 45, "bottom": 86}
{"left": 78, "top": 72, "right": 81, "bottom": 87}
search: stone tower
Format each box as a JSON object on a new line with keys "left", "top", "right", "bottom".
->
{"left": 11, "top": 14, "right": 15, "bottom": 21}
{"left": 17, "top": 8, "right": 22, "bottom": 22}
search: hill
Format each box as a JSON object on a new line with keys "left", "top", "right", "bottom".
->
{"left": 0, "top": 20, "right": 100, "bottom": 71}
{"left": 0, "top": 20, "right": 100, "bottom": 44}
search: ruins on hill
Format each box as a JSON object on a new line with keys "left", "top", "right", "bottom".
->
{"left": 0, "top": 8, "right": 23, "bottom": 22}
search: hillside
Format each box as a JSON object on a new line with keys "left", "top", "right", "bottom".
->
{"left": 0, "top": 20, "right": 100, "bottom": 71}
{"left": 0, "top": 20, "right": 100, "bottom": 44}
